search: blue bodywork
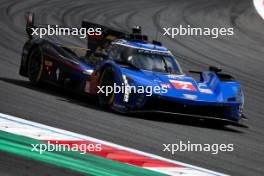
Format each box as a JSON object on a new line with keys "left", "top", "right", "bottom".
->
{"left": 78, "top": 39, "right": 244, "bottom": 122}
{"left": 20, "top": 14, "right": 245, "bottom": 124}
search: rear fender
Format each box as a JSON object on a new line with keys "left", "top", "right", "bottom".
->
{"left": 19, "top": 38, "right": 46, "bottom": 77}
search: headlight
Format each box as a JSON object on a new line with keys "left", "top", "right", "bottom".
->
{"left": 227, "top": 87, "right": 243, "bottom": 102}
{"left": 239, "top": 88, "right": 244, "bottom": 113}
{"left": 236, "top": 87, "right": 244, "bottom": 102}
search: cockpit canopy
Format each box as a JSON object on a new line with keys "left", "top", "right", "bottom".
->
{"left": 107, "top": 42, "right": 183, "bottom": 74}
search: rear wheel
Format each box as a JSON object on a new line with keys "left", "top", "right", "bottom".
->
{"left": 27, "top": 47, "right": 43, "bottom": 85}
{"left": 98, "top": 67, "right": 116, "bottom": 108}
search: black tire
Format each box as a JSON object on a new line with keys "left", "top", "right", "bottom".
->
{"left": 98, "top": 66, "right": 116, "bottom": 108}
{"left": 27, "top": 47, "right": 43, "bottom": 85}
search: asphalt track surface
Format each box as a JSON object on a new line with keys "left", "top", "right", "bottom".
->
{"left": 0, "top": 0, "right": 264, "bottom": 175}
{"left": 0, "top": 151, "right": 85, "bottom": 176}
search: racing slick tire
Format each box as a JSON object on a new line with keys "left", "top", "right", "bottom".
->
{"left": 27, "top": 47, "right": 44, "bottom": 85}
{"left": 98, "top": 66, "right": 116, "bottom": 108}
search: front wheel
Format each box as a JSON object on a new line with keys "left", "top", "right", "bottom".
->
{"left": 98, "top": 66, "right": 116, "bottom": 108}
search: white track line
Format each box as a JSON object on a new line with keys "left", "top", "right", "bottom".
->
{"left": 0, "top": 112, "right": 227, "bottom": 176}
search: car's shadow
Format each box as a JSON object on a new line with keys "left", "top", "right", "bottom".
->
{"left": 0, "top": 77, "right": 103, "bottom": 112}
{"left": 127, "top": 113, "right": 245, "bottom": 133}
{"left": 0, "top": 77, "right": 245, "bottom": 133}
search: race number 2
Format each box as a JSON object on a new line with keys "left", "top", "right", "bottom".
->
{"left": 170, "top": 80, "right": 197, "bottom": 91}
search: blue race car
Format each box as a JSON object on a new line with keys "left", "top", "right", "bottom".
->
{"left": 20, "top": 12, "right": 247, "bottom": 127}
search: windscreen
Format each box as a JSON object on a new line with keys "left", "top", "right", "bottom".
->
{"left": 114, "top": 45, "right": 183, "bottom": 74}
{"left": 128, "top": 53, "right": 182, "bottom": 74}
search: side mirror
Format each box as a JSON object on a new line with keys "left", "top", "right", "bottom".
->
{"left": 189, "top": 70, "right": 202, "bottom": 74}
{"left": 209, "top": 66, "right": 222, "bottom": 73}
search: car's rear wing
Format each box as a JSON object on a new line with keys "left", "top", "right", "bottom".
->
{"left": 25, "top": 12, "right": 161, "bottom": 56}
{"left": 81, "top": 22, "right": 154, "bottom": 56}
{"left": 25, "top": 12, "right": 127, "bottom": 54}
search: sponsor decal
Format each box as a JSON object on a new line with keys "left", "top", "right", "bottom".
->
{"left": 183, "top": 94, "right": 197, "bottom": 100}
{"left": 56, "top": 68, "right": 60, "bottom": 80}
{"left": 44, "top": 60, "right": 53, "bottom": 66}
{"left": 44, "top": 60, "right": 53, "bottom": 76}
{"left": 84, "top": 81, "right": 91, "bottom": 93}
{"left": 167, "top": 74, "right": 180, "bottom": 79}
{"left": 122, "top": 75, "right": 130, "bottom": 102}
{"left": 161, "top": 83, "right": 172, "bottom": 89}
{"left": 170, "top": 80, "right": 197, "bottom": 91}
{"left": 199, "top": 88, "right": 213, "bottom": 94}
